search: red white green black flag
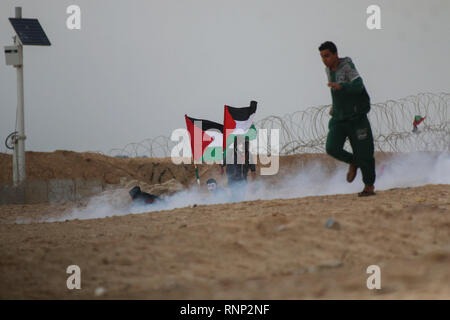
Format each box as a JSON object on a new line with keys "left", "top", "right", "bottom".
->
{"left": 184, "top": 115, "right": 224, "bottom": 162}
{"left": 223, "top": 101, "right": 258, "bottom": 154}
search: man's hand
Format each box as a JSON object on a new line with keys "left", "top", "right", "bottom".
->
{"left": 328, "top": 82, "right": 342, "bottom": 91}
{"left": 219, "top": 165, "right": 224, "bottom": 175}
{"left": 329, "top": 107, "right": 333, "bottom": 116}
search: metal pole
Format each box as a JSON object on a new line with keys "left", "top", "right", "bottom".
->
{"left": 13, "top": 136, "right": 19, "bottom": 184}
{"left": 15, "top": 7, "right": 21, "bottom": 18}
{"left": 13, "top": 6, "right": 26, "bottom": 186}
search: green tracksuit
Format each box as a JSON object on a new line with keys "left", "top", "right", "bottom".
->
{"left": 325, "top": 57, "right": 376, "bottom": 186}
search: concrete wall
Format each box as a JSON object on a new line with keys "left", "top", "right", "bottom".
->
{"left": 0, "top": 184, "right": 24, "bottom": 205}
{"left": 25, "top": 180, "right": 48, "bottom": 204}
{"left": 74, "top": 178, "right": 103, "bottom": 201}
{"left": 48, "top": 179, "right": 75, "bottom": 203}
{"left": 0, "top": 179, "right": 104, "bottom": 205}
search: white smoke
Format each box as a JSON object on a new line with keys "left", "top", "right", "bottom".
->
{"left": 34, "top": 151, "right": 449, "bottom": 223}
{"left": 249, "top": 151, "right": 449, "bottom": 200}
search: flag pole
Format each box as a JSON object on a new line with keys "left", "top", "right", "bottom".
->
{"left": 194, "top": 164, "right": 200, "bottom": 185}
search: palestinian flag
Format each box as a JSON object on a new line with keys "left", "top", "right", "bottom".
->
{"left": 185, "top": 115, "right": 223, "bottom": 162}
{"left": 223, "top": 101, "right": 258, "bottom": 154}
{"left": 413, "top": 115, "right": 425, "bottom": 127}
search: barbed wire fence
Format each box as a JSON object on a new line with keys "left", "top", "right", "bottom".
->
{"left": 258, "top": 92, "right": 449, "bottom": 154}
{"left": 107, "top": 135, "right": 174, "bottom": 158}
{"left": 107, "top": 92, "right": 449, "bottom": 158}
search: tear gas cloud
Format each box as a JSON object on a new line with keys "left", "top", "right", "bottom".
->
{"left": 24, "top": 151, "right": 447, "bottom": 223}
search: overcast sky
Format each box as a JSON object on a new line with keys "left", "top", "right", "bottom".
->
{"left": 1, "top": 0, "right": 449, "bottom": 153}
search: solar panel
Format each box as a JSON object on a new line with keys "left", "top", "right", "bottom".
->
{"left": 9, "top": 18, "right": 51, "bottom": 46}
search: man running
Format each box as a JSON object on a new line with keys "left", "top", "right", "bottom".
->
{"left": 318, "top": 41, "right": 376, "bottom": 196}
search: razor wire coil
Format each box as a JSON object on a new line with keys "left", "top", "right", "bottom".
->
{"left": 108, "top": 92, "right": 450, "bottom": 158}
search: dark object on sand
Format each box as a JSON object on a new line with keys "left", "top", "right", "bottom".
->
{"left": 129, "top": 186, "right": 160, "bottom": 205}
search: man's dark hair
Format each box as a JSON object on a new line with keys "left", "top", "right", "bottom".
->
{"left": 206, "top": 178, "right": 217, "bottom": 185}
{"left": 319, "top": 41, "right": 337, "bottom": 54}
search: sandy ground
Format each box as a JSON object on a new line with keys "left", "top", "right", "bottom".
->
{"left": 1, "top": 182, "right": 449, "bottom": 299}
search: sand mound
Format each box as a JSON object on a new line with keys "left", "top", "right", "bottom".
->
{"left": 0, "top": 151, "right": 197, "bottom": 185}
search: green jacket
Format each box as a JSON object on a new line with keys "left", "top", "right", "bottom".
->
{"left": 326, "top": 57, "right": 371, "bottom": 121}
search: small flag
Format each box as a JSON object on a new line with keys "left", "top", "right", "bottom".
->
{"left": 413, "top": 115, "right": 425, "bottom": 127}
{"left": 412, "top": 115, "right": 425, "bottom": 133}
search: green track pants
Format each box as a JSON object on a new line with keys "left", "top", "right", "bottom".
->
{"left": 326, "top": 114, "right": 376, "bottom": 186}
